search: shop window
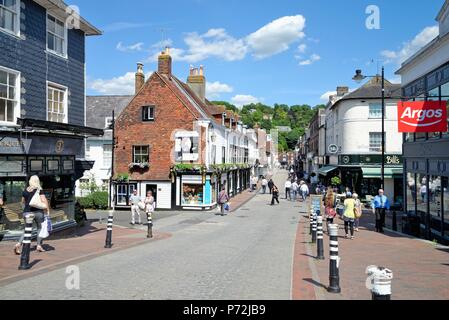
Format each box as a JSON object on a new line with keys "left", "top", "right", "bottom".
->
{"left": 0, "top": 0, "right": 19, "bottom": 35}
{"left": 47, "top": 83, "right": 67, "bottom": 123}
{"left": 47, "top": 14, "right": 67, "bottom": 57}
{"left": 443, "top": 177, "right": 449, "bottom": 239}
{"left": 429, "top": 176, "right": 442, "bottom": 220}
{"left": 0, "top": 67, "right": 19, "bottom": 123}
{"left": 63, "top": 160, "right": 73, "bottom": 171}
{"left": 416, "top": 174, "right": 428, "bottom": 223}
{"left": 133, "top": 145, "right": 149, "bottom": 164}
{"left": 47, "top": 160, "right": 59, "bottom": 172}
{"left": 182, "top": 184, "right": 203, "bottom": 205}
{"left": 406, "top": 172, "right": 417, "bottom": 214}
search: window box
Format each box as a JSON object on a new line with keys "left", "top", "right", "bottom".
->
{"left": 128, "top": 162, "right": 149, "bottom": 169}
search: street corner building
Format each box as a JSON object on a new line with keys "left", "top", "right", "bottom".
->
{"left": 0, "top": 0, "right": 102, "bottom": 240}
{"left": 396, "top": 0, "right": 449, "bottom": 244}
{"left": 111, "top": 49, "right": 256, "bottom": 211}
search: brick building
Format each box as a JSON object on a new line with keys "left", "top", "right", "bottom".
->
{"left": 112, "top": 48, "right": 253, "bottom": 210}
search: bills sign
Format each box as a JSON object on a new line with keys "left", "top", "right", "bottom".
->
{"left": 397, "top": 101, "right": 447, "bottom": 133}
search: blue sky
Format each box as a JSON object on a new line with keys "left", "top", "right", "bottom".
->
{"left": 70, "top": 0, "right": 444, "bottom": 107}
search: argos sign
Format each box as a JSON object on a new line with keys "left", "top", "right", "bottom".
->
{"left": 398, "top": 101, "right": 447, "bottom": 133}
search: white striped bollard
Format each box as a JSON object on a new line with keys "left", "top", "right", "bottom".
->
{"left": 147, "top": 212, "right": 153, "bottom": 238}
{"left": 18, "top": 214, "right": 35, "bottom": 270}
{"left": 328, "top": 224, "right": 341, "bottom": 293}
{"left": 316, "top": 214, "right": 325, "bottom": 260}
{"left": 311, "top": 213, "right": 317, "bottom": 243}
{"left": 366, "top": 266, "right": 393, "bottom": 300}
{"left": 309, "top": 209, "right": 313, "bottom": 235}
{"left": 104, "top": 210, "right": 114, "bottom": 248}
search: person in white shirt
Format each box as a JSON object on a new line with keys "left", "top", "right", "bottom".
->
{"left": 300, "top": 182, "right": 309, "bottom": 201}
{"left": 129, "top": 190, "right": 142, "bottom": 225}
{"left": 262, "top": 178, "right": 268, "bottom": 194}
{"left": 291, "top": 181, "right": 299, "bottom": 201}
{"left": 285, "top": 179, "right": 292, "bottom": 200}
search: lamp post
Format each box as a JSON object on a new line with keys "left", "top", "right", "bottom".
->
{"left": 353, "top": 67, "right": 385, "bottom": 189}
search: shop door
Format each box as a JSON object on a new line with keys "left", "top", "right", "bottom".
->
{"left": 146, "top": 184, "right": 158, "bottom": 209}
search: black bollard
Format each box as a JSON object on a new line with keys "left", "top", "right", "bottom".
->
{"left": 312, "top": 213, "right": 317, "bottom": 243}
{"left": 104, "top": 211, "right": 114, "bottom": 248}
{"left": 309, "top": 210, "right": 313, "bottom": 235}
{"left": 366, "top": 266, "right": 393, "bottom": 300}
{"left": 392, "top": 211, "right": 397, "bottom": 231}
{"left": 316, "top": 214, "right": 325, "bottom": 260}
{"left": 328, "top": 224, "right": 341, "bottom": 293}
{"left": 18, "top": 214, "right": 35, "bottom": 270}
{"left": 147, "top": 212, "right": 153, "bottom": 238}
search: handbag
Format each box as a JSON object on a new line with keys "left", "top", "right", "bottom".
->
{"left": 39, "top": 217, "right": 49, "bottom": 239}
{"left": 137, "top": 201, "right": 146, "bottom": 210}
{"left": 29, "top": 189, "right": 47, "bottom": 210}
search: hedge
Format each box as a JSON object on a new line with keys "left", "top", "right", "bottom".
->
{"left": 77, "top": 192, "right": 109, "bottom": 210}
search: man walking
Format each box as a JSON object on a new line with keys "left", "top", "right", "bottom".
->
{"left": 129, "top": 189, "right": 142, "bottom": 225}
{"left": 291, "top": 180, "right": 299, "bottom": 201}
{"left": 268, "top": 179, "right": 274, "bottom": 194}
{"left": 261, "top": 177, "right": 268, "bottom": 194}
{"left": 284, "top": 179, "right": 292, "bottom": 200}
{"left": 371, "top": 189, "right": 390, "bottom": 233}
{"left": 300, "top": 181, "right": 309, "bottom": 201}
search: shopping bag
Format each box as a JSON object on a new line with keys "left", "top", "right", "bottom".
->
{"left": 224, "top": 203, "right": 230, "bottom": 212}
{"left": 30, "top": 189, "right": 47, "bottom": 210}
{"left": 39, "top": 218, "right": 49, "bottom": 239}
{"left": 46, "top": 216, "right": 53, "bottom": 233}
{"left": 137, "top": 201, "right": 145, "bottom": 210}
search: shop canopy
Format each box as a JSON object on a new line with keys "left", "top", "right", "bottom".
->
{"left": 362, "top": 167, "right": 403, "bottom": 179}
{"left": 318, "top": 165, "right": 338, "bottom": 176}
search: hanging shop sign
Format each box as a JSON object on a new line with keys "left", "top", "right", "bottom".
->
{"left": 398, "top": 101, "right": 448, "bottom": 133}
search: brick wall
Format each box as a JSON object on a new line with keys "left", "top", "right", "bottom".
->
{"left": 0, "top": 0, "right": 86, "bottom": 142}
{"left": 114, "top": 73, "right": 199, "bottom": 181}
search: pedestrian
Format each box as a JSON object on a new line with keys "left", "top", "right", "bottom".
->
{"left": 144, "top": 191, "right": 155, "bottom": 217}
{"left": 271, "top": 185, "right": 280, "bottom": 205}
{"left": 291, "top": 180, "right": 299, "bottom": 201}
{"left": 324, "top": 187, "right": 337, "bottom": 233}
{"left": 371, "top": 189, "right": 390, "bottom": 233}
{"left": 300, "top": 181, "right": 309, "bottom": 201}
{"left": 345, "top": 187, "right": 352, "bottom": 198}
{"left": 420, "top": 183, "right": 427, "bottom": 203}
{"left": 253, "top": 176, "right": 258, "bottom": 191}
{"left": 353, "top": 193, "right": 362, "bottom": 232}
{"left": 284, "top": 179, "right": 292, "bottom": 200}
{"left": 343, "top": 194, "right": 356, "bottom": 239}
{"left": 129, "top": 189, "right": 142, "bottom": 225}
{"left": 249, "top": 176, "right": 254, "bottom": 193}
{"left": 218, "top": 186, "right": 230, "bottom": 216}
{"left": 14, "top": 175, "right": 50, "bottom": 255}
{"left": 268, "top": 179, "right": 274, "bottom": 195}
{"left": 261, "top": 177, "right": 268, "bottom": 194}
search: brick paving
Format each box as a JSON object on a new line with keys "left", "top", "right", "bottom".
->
{"left": 293, "top": 199, "right": 449, "bottom": 300}
{"left": 0, "top": 222, "right": 171, "bottom": 287}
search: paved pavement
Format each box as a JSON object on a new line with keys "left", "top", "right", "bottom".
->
{"left": 293, "top": 199, "right": 449, "bottom": 300}
{"left": 0, "top": 169, "right": 301, "bottom": 300}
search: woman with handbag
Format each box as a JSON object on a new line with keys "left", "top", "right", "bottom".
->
{"left": 324, "top": 187, "right": 337, "bottom": 233}
{"left": 353, "top": 193, "right": 362, "bottom": 232}
{"left": 14, "top": 175, "right": 50, "bottom": 255}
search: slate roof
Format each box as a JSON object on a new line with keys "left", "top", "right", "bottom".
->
{"left": 86, "top": 95, "right": 133, "bottom": 130}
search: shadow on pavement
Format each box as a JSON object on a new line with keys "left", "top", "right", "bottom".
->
{"left": 303, "top": 278, "right": 328, "bottom": 290}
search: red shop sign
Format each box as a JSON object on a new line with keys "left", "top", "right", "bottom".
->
{"left": 397, "top": 101, "right": 448, "bottom": 133}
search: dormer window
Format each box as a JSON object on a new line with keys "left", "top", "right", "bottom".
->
{"left": 142, "top": 105, "right": 155, "bottom": 121}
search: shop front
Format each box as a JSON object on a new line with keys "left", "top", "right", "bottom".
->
{"left": 0, "top": 122, "right": 103, "bottom": 240}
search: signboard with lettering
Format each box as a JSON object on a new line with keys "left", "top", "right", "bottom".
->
{"left": 339, "top": 154, "right": 403, "bottom": 166}
{"left": 328, "top": 144, "right": 338, "bottom": 154}
{"left": 0, "top": 137, "right": 31, "bottom": 154}
{"left": 398, "top": 101, "right": 448, "bottom": 133}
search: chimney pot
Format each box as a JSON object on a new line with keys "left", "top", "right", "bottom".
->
{"left": 336, "top": 86, "right": 349, "bottom": 96}
{"left": 135, "top": 63, "right": 145, "bottom": 94}
{"left": 158, "top": 49, "right": 172, "bottom": 76}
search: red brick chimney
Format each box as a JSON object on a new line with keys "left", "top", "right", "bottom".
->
{"left": 135, "top": 62, "right": 145, "bottom": 94}
{"left": 158, "top": 47, "right": 172, "bottom": 77}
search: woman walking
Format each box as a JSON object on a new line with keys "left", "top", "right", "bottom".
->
{"left": 271, "top": 185, "right": 280, "bottom": 205}
{"left": 14, "top": 175, "right": 50, "bottom": 254}
{"left": 343, "top": 193, "right": 356, "bottom": 240}
{"left": 144, "top": 191, "right": 155, "bottom": 216}
{"left": 353, "top": 193, "right": 362, "bottom": 232}
{"left": 218, "top": 186, "right": 230, "bottom": 216}
{"left": 324, "top": 187, "right": 337, "bottom": 233}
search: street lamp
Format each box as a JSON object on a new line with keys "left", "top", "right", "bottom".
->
{"left": 352, "top": 66, "right": 385, "bottom": 189}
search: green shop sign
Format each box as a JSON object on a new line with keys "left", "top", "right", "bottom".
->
{"left": 339, "top": 154, "right": 403, "bottom": 166}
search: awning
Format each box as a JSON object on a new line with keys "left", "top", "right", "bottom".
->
{"left": 318, "top": 165, "right": 338, "bottom": 176}
{"left": 362, "top": 167, "right": 403, "bottom": 179}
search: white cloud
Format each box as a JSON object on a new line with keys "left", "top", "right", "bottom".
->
{"left": 231, "top": 94, "right": 260, "bottom": 107}
{"left": 381, "top": 25, "right": 438, "bottom": 65}
{"left": 206, "top": 81, "right": 234, "bottom": 99}
{"left": 297, "top": 44, "right": 307, "bottom": 53}
{"left": 88, "top": 72, "right": 151, "bottom": 95}
{"left": 246, "top": 15, "right": 306, "bottom": 59}
{"left": 116, "top": 42, "right": 144, "bottom": 52}
{"left": 320, "top": 91, "right": 337, "bottom": 101}
{"left": 146, "top": 15, "right": 309, "bottom": 63}
{"left": 298, "top": 53, "right": 321, "bottom": 66}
